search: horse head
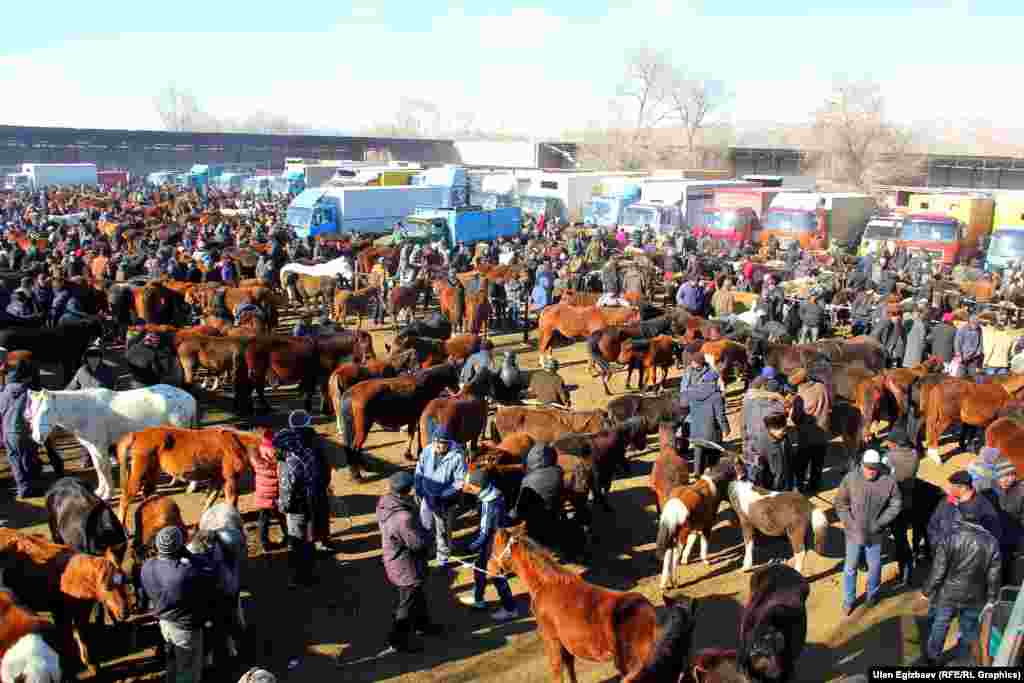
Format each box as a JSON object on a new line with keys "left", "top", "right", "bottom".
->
{"left": 65, "top": 556, "right": 131, "bottom": 623}
{"left": 487, "top": 523, "right": 525, "bottom": 577}
{"left": 742, "top": 622, "right": 788, "bottom": 680}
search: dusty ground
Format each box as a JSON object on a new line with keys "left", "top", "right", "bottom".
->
{"left": 0, "top": 307, "right": 975, "bottom": 681}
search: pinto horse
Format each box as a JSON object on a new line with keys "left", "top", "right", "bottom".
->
{"left": 537, "top": 303, "right": 641, "bottom": 357}
{"left": 737, "top": 562, "right": 810, "bottom": 683}
{"left": 0, "top": 529, "right": 131, "bottom": 677}
{"left": 488, "top": 524, "right": 662, "bottom": 683}
{"left": 650, "top": 421, "right": 691, "bottom": 516}
{"left": 116, "top": 427, "right": 259, "bottom": 525}
{"left": 727, "top": 477, "right": 829, "bottom": 575}
{"left": 337, "top": 362, "right": 460, "bottom": 480}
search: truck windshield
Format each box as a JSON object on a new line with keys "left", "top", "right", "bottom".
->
{"left": 286, "top": 207, "right": 312, "bottom": 229}
{"left": 622, "top": 207, "right": 657, "bottom": 227}
{"left": 401, "top": 221, "right": 433, "bottom": 239}
{"left": 989, "top": 230, "right": 1024, "bottom": 258}
{"left": 763, "top": 210, "right": 816, "bottom": 233}
{"left": 863, "top": 222, "right": 901, "bottom": 241}
{"left": 590, "top": 199, "right": 616, "bottom": 221}
{"left": 901, "top": 220, "right": 957, "bottom": 242}
{"left": 521, "top": 197, "right": 547, "bottom": 215}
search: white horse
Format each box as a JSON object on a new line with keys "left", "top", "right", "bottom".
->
{"left": 1, "top": 633, "right": 61, "bottom": 683}
{"left": 28, "top": 385, "right": 197, "bottom": 501}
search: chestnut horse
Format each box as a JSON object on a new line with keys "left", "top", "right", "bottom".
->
{"left": 391, "top": 333, "right": 481, "bottom": 367}
{"left": 464, "top": 290, "right": 493, "bottom": 337}
{"left": 701, "top": 339, "right": 751, "bottom": 394}
{"left": 650, "top": 421, "right": 691, "bottom": 516}
{"left": 326, "top": 352, "right": 416, "bottom": 425}
{"left": 415, "top": 369, "right": 491, "bottom": 459}
{"left": 921, "top": 373, "right": 1024, "bottom": 461}
{"left": 0, "top": 590, "right": 51, "bottom": 659}
{"left": 986, "top": 417, "right": 1024, "bottom": 475}
{"left": 332, "top": 286, "right": 378, "bottom": 329}
{"left": 116, "top": 427, "right": 259, "bottom": 524}
{"left": 492, "top": 405, "right": 609, "bottom": 444}
{"left": 432, "top": 280, "right": 465, "bottom": 331}
{"left": 537, "top": 303, "right": 641, "bottom": 357}
{"left": 488, "top": 524, "right": 661, "bottom": 682}
{"left": 337, "top": 362, "right": 460, "bottom": 480}
{"left": 618, "top": 336, "right": 680, "bottom": 393}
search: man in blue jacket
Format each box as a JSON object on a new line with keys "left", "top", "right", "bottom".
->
{"left": 954, "top": 315, "right": 985, "bottom": 376}
{"left": 414, "top": 429, "right": 467, "bottom": 567}
{"left": 459, "top": 469, "right": 518, "bottom": 622}
{"left": 0, "top": 360, "right": 44, "bottom": 497}
{"left": 679, "top": 353, "right": 729, "bottom": 477}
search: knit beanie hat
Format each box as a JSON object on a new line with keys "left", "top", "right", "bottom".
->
{"left": 288, "top": 410, "right": 311, "bottom": 429}
{"left": 969, "top": 447, "right": 1004, "bottom": 485}
{"left": 155, "top": 526, "right": 184, "bottom": 557}
{"left": 238, "top": 669, "right": 278, "bottom": 683}
{"left": 389, "top": 470, "right": 414, "bottom": 494}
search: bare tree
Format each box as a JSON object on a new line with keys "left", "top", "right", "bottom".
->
{"left": 617, "top": 48, "right": 672, "bottom": 148}
{"left": 666, "top": 69, "right": 727, "bottom": 162}
{"left": 812, "top": 79, "right": 924, "bottom": 190}
{"left": 154, "top": 83, "right": 203, "bottom": 132}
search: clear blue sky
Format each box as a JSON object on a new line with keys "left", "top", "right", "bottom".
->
{"left": 2, "top": 1, "right": 1022, "bottom": 136}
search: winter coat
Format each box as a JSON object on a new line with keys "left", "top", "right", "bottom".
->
{"left": 748, "top": 429, "right": 793, "bottom": 491}
{"left": 711, "top": 287, "right": 736, "bottom": 317}
{"left": 601, "top": 267, "right": 619, "bottom": 293}
{"left": 50, "top": 289, "right": 71, "bottom": 322}
{"left": 622, "top": 269, "right": 644, "bottom": 295}
{"left": 65, "top": 362, "right": 115, "bottom": 391}
{"left": 414, "top": 443, "right": 467, "bottom": 512}
{"left": 742, "top": 388, "right": 786, "bottom": 458}
{"left": 0, "top": 381, "right": 32, "bottom": 447}
{"left": 924, "top": 520, "right": 1002, "bottom": 608}
{"left": 994, "top": 481, "right": 1024, "bottom": 550}
{"left": 871, "top": 318, "right": 905, "bottom": 361}
{"left": 927, "top": 323, "right": 957, "bottom": 362}
{"left": 902, "top": 318, "right": 928, "bottom": 367}
{"left": 954, "top": 324, "right": 984, "bottom": 362}
{"left": 928, "top": 494, "right": 1002, "bottom": 550}
{"left": 678, "top": 282, "right": 701, "bottom": 314}
{"left": 883, "top": 446, "right": 919, "bottom": 512}
{"left": 250, "top": 451, "right": 280, "bottom": 510}
{"left": 460, "top": 351, "right": 495, "bottom": 386}
{"left": 799, "top": 301, "right": 824, "bottom": 329}
{"left": 834, "top": 468, "right": 902, "bottom": 545}
{"left": 377, "top": 492, "right": 430, "bottom": 587}
{"left": 792, "top": 380, "right": 830, "bottom": 447}
{"left": 275, "top": 429, "right": 327, "bottom": 520}
{"left": 5, "top": 293, "right": 39, "bottom": 321}
{"left": 680, "top": 371, "right": 728, "bottom": 442}
{"left": 468, "top": 485, "right": 508, "bottom": 554}
{"left": 518, "top": 443, "right": 562, "bottom": 515}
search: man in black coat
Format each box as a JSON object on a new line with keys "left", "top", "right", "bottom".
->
{"left": 927, "top": 312, "right": 957, "bottom": 365}
{"left": 921, "top": 507, "right": 1001, "bottom": 665}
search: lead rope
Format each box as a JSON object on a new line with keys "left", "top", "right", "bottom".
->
{"left": 449, "top": 534, "right": 516, "bottom": 579}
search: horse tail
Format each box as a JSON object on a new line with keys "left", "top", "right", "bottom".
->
{"left": 656, "top": 497, "right": 688, "bottom": 561}
{"left": 232, "top": 347, "right": 252, "bottom": 416}
{"left": 339, "top": 391, "right": 356, "bottom": 450}
{"left": 587, "top": 332, "right": 610, "bottom": 373}
{"left": 118, "top": 433, "right": 135, "bottom": 510}
{"left": 132, "top": 495, "right": 148, "bottom": 560}
{"left": 810, "top": 507, "right": 829, "bottom": 556}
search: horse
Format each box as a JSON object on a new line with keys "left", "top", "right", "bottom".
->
{"left": 606, "top": 393, "right": 677, "bottom": 436}
{"left": 623, "top": 595, "right": 699, "bottom": 683}
{"left": 337, "top": 362, "right": 460, "bottom": 480}
{"left": 432, "top": 280, "right": 465, "bottom": 332}
{"left": 391, "top": 334, "right": 481, "bottom": 367}
{"left": 922, "top": 374, "right": 1024, "bottom": 461}
{"left": 116, "top": 427, "right": 260, "bottom": 525}
{"left": 397, "top": 314, "right": 453, "bottom": 341}
{"left": 492, "top": 405, "right": 610, "bottom": 444}
{"left": 389, "top": 280, "right": 428, "bottom": 327}
{"left": 282, "top": 272, "right": 338, "bottom": 310}
{"left": 464, "top": 290, "right": 493, "bottom": 336}
{"left": 332, "top": 286, "right": 377, "bottom": 328}
{"left": 701, "top": 339, "right": 752, "bottom": 394}
{"left": 537, "top": 303, "right": 641, "bottom": 357}
{"left": 28, "top": 384, "right": 198, "bottom": 500}
{"left": 129, "top": 495, "right": 186, "bottom": 576}
{"left": 587, "top": 328, "right": 635, "bottom": 395}
{"left": 0, "top": 590, "right": 51, "bottom": 660}
{"left": 727, "top": 476, "right": 829, "bottom": 575}
{"left": 650, "top": 421, "right": 691, "bottom": 516}
{"left": 657, "top": 459, "right": 738, "bottom": 589}
{"left": 1, "top": 632, "right": 62, "bottom": 683}
{"left": 469, "top": 433, "right": 535, "bottom": 503}
{"left": 327, "top": 353, "right": 415, "bottom": 428}
{"left": 415, "top": 369, "right": 491, "bottom": 459}
{"left": 187, "top": 503, "right": 247, "bottom": 661}
{"left": 738, "top": 562, "right": 810, "bottom": 683}
{"left": 0, "top": 529, "right": 131, "bottom": 677}
{"left": 487, "top": 524, "right": 661, "bottom": 683}
{"left": 45, "top": 477, "right": 128, "bottom": 568}
{"left": 619, "top": 336, "right": 680, "bottom": 393}
{"left": 749, "top": 337, "right": 884, "bottom": 377}
{"left": 175, "top": 334, "right": 253, "bottom": 413}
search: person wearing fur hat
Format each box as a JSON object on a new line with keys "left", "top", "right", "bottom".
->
{"left": 413, "top": 428, "right": 467, "bottom": 567}
{"left": 141, "top": 525, "right": 215, "bottom": 683}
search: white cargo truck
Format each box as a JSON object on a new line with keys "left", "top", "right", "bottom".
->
{"left": 637, "top": 178, "right": 757, "bottom": 231}
{"left": 20, "top": 163, "right": 98, "bottom": 189}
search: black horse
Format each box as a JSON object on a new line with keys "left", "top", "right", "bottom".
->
{"left": 738, "top": 562, "right": 810, "bottom": 683}
{"left": 626, "top": 594, "right": 698, "bottom": 683}
{"left": 45, "top": 477, "right": 128, "bottom": 566}
{"left": 398, "top": 311, "right": 453, "bottom": 341}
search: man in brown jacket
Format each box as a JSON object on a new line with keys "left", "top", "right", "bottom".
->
{"left": 528, "top": 357, "right": 572, "bottom": 407}
{"left": 711, "top": 279, "right": 736, "bottom": 318}
{"left": 789, "top": 367, "right": 831, "bottom": 494}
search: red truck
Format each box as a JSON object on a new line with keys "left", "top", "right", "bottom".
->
{"left": 97, "top": 170, "right": 129, "bottom": 188}
{"left": 693, "top": 187, "right": 783, "bottom": 246}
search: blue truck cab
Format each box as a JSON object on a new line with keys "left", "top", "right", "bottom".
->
{"left": 986, "top": 226, "right": 1024, "bottom": 272}
{"left": 584, "top": 185, "right": 641, "bottom": 228}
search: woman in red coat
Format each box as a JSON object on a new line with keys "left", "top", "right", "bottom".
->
{"left": 253, "top": 428, "right": 287, "bottom": 552}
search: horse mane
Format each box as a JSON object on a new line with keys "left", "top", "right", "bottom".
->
{"left": 516, "top": 534, "right": 579, "bottom": 584}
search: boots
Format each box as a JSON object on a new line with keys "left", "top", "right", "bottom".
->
{"left": 386, "top": 618, "right": 421, "bottom": 653}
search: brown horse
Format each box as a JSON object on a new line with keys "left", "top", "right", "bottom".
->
{"left": 619, "top": 336, "right": 679, "bottom": 393}
{"left": 923, "top": 374, "right": 1024, "bottom": 461}
{"left": 332, "top": 286, "right": 378, "bottom": 328}
{"left": 175, "top": 335, "right": 252, "bottom": 411}
{"left": 0, "top": 589, "right": 51, "bottom": 659}
{"left": 415, "top": 370, "right": 490, "bottom": 459}
{"left": 650, "top": 421, "right": 690, "bottom": 515}
{"left": 337, "top": 362, "right": 460, "bottom": 480}
{"left": 537, "top": 303, "right": 641, "bottom": 357}
{"left": 326, "top": 352, "right": 416, "bottom": 425}
{"left": 116, "top": 427, "right": 259, "bottom": 524}
{"left": 389, "top": 280, "right": 428, "bottom": 328}
{"left": 432, "top": 280, "right": 465, "bottom": 331}
{"left": 701, "top": 339, "right": 751, "bottom": 394}
{"left": 753, "top": 337, "right": 884, "bottom": 376}
{"left": 469, "top": 433, "right": 536, "bottom": 503}
{"left": 391, "top": 333, "right": 481, "bottom": 367}
{"left": 488, "top": 524, "right": 660, "bottom": 683}
{"left": 587, "top": 327, "right": 636, "bottom": 394}
{"left": 464, "top": 290, "right": 493, "bottom": 336}
{"left": 282, "top": 272, "right": 337, "bottom": 309}
{"left": 356, "top": 246, "right": 398, "bottom": 276}
{"left": 492, "top": 405, "right": 609, "bottom": 444}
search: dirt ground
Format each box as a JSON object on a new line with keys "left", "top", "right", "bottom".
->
{"left": 0, "top": 308, "right": 975, "bottom": 682}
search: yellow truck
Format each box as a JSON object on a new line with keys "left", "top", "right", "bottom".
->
{"left": 907, "top": 193, "right": 994, "bottom": 252}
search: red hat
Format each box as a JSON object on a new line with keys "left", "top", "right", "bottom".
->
{"left": 942, "top": 312, "right": 954, "bottom": 322}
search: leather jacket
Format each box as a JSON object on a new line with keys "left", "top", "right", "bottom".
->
{"left": 923, "top": 520, "right": 1002, "bottom": 608}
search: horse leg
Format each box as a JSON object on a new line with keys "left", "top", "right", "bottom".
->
{"left": 541, "top": 633, "right": 566, "bottom": 683}
{"left": 85, "top": 442, "right": 113, "bottom": 500}
{"left": 699, "top": 531, "right": 710, "bottom": 566}
{"left": 560, "top": 646, "right": 578, "bottom": 683}
{"left": 741, "top": 532, "right": 755, "bottom": 572}
{"left": 682, "top": 532, "right": 698, "bottom": 565}
{"left": 660, "top": 544, "right": 675, "bottom": 589}
{"left": 789, "top": 527, "right": 808, "bottom": 574}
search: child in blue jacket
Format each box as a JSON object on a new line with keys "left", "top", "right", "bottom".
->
{"left": 459, "top": 469, "right": 519, "bottom": 622}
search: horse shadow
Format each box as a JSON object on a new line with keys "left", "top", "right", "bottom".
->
{"left": 827, "top": 614, "right": 905, "bottom": 677}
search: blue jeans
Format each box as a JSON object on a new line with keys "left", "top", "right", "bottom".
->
{"left": 843, "top": 540, "right": 882, "bottom": 608}
{"left": 5, "top": 440, "right": 40, "bottom": 496}
{"left": 926, "top": 603, "right": 982, "bottom": 662}
{"left": 474, "top": 537, "right": 516, "bottom": 611}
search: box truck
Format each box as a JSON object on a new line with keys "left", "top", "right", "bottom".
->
{"left": 382, "top": 207, "right": 522, "bottom": 250}
{"left": 986, "top": 193, "right": 1024, "bottom": 271}
{"left": 693, "top": 187, "right": 788, "bottom": 245}
{"left": 761, "top": 192, "right": 875, "bottom": 249}
{"left": 520, "top": 172, "right": 609, "bottom": 222}
{"left": 907, "top": 193, "right": 994, "bottom": 254}
{"left": 20, "top": 163, "right": 98, "bottom": 189}
{"left": 583, "top": 184, "right": 642, "bottom": 228}
{"left": 636, "top": 179, "right": 757, "bottom": 232}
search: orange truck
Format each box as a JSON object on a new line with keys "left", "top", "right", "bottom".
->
{"left": 901, "top": 193, "right": 993, "bottom": 264}
{"left": 694, "top": 187, "right": 786, "bottom": 246}
{"left": 761, "top": 192, "right": 876, "bottom": 250}
{"left": 895, "top": 213, "right": 966, "bottom": 264}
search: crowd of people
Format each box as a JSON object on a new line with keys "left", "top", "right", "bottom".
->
{"left": 5, "top": 180, "right": 1024, "bottom": 679}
